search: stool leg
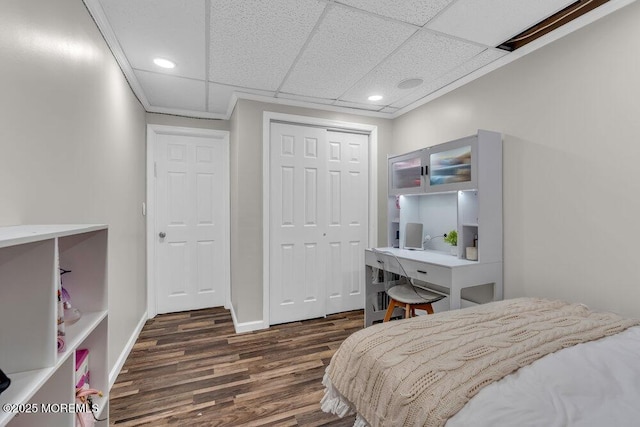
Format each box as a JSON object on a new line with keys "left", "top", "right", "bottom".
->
{"left": 383, "top": 299, "right": 397, "bottom": 322}
{"left": 405, "top": 303, "right": 410, "bottom": 319}
{"left": 410, "top": 303, "right": 435, "bottom": 316}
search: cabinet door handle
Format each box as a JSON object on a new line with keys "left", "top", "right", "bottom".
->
{"left": 424, "top": 165, "right": 428, "bottom": 175}
{"left": 417, "top": 269, "right": 427, "bottom": 274}
{"left": 421, "top": 166, "right": 424, "bottom": 176}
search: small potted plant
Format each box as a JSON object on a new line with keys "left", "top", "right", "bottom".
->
{"left": 444, "top": 230, "right": 458, "bottom": 256}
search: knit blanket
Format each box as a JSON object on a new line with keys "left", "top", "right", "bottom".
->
{"left": 321, "top": 298, "right": 639, "bottom": 427}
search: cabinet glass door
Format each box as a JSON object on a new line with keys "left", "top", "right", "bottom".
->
{"left": 430, "top": 145, "right": 471, "bottom": 186}
{"left": 388, "top": 150, "right": 425, "bottom": 195}
{"left": 426, "top": 136, "right": 477, "bottom": 192}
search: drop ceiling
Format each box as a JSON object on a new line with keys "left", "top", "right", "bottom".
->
{"left": 84, "top": 0, "right": 628, "bottom": 120}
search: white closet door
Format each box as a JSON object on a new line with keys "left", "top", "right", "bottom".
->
{"left": 270, "top": 123, "right": 327, "bottom": 324}
{"left": 155, "top": 133, "right": 229, "bottom": 314}
{"left": 324, "top": 131, "right": 368, "bottom": 314}
{"left": 269, "top": 123, "right": 368, "bottom": 324}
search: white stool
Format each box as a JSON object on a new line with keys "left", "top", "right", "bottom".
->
{"left": 383, "top": 284, "right": 444, "bottom": 322}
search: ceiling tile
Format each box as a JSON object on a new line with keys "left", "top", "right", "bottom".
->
{"left": 341, "top": 30, "right": 485, "bottom": 105}
{"left": 135, "top": 70, "right": 206, "bottom": 111}
{"left": 281, "top": 5, "right": 416, "bottom": 99}
{"left": 426, "top": 0, "right": 576, "bottom": 47}
{"left": 100, "top": 0, "right": 206, "bottom": 80}
{"left": 335, "top": 0, "right": 455, "bottom": 26}
{"left": 390, "top": 48, "right": 508, "bottom": 109}
{"left": 207, "top": 83, "right": 237, "bottom": 114}
{"left": 208, "top": 0, "right": 326, "bottom": 90}
{"left": 94, "top": 0, "right": 615, "bottom": 119}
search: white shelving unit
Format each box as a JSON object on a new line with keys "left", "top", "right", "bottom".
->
{"left": 0, "top": 225, "right": 108, "bottom": 427}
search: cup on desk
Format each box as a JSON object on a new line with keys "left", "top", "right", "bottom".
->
{"left": 466, "top": 247, "right": 478, "bottom": 261}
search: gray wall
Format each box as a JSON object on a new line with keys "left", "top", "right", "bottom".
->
{"left": 393, "top": 1, "right": 640, "bottom": 317}
{"left": 231, "top": 99, "right": 393, "bottom": 323}
{"left": 229, "top": 102, "right": 240, "bottom": 316}
{"left": 0, "top": 0, "right": 147, "bottom": 376}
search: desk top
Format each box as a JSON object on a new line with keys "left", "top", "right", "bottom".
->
{"left": 366, "top": 247, "right": 479, "bottom": 268}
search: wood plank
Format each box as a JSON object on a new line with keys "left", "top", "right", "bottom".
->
{"left": 110, "top": 308, "right": 362, "bottom": 426}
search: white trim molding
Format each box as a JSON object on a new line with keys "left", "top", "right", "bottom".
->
{"left": 146, "top": 124, "right": 231, "bottom": 319}
{"left": 109, "top": 311, "right": 147, "bottom": 390}
{"left": 230, "top": 304, "right": 267, "bottom": 334}
{"left": 262, "top": 112, "right": 378, "bottom": 328}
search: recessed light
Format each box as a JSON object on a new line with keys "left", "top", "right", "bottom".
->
{"left": 397, "top": 78, "right": 423, "bottom": 89}
{"left": 368, "top": 95, "right": 383, "bottom": 102}
{"left": 153, "top": 58, "right": 176, "bottom": 69}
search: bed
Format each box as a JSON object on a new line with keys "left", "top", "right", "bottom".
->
{"left": 321, "top": 298, "right": 640, "bottom": 427}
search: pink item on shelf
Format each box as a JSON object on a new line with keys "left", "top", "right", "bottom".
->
{"left": 75, "top": 349, "right": 90, "bottom": 388}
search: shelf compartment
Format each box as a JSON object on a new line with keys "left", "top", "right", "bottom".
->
{"left": 59, "top": 311, "right": 108, "bottom": 364}
{"left": 7, "top": 357, "right": 75, "bottom": 427}
{"left": 58, "top": 230, "right": 107, "bottom": 313}
{"left": 0, "top": 239, "right": 57, "bottom": 374}
{"left": 0, "top": 367, "right": 55, "bottom": 426}
{"left": 0, "top": 313, "right": 106, "bottom": 426}
{"left": 76, "top": 316, "right": 109, "bottom": 417}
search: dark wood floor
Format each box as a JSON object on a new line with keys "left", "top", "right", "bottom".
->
{"left": 109, "top": 307, "right": 363, "bottom": 426}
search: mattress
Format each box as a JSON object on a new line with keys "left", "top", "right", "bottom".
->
{"left": 447, "top": 325, "right": 640, "bottom": 426}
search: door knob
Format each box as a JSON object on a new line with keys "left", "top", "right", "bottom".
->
{"left": 159, "top": 232, "right": 166, "bottom": 238}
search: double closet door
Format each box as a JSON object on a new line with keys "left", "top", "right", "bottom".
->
{"left": 269, "top": 122, "right": 368, "bottom": 325}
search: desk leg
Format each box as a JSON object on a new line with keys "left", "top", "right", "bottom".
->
{"left": 449, "top": 283, "right": 461, "bottom": 310}
{"left": 493, "top": 275, "right": 503, "bottom": 301}
{"left": 364, "top": 265, "right": 374, "bottom": 327}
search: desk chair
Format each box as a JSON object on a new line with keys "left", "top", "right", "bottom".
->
{"left": 371, "top": 248, "right": 445, "bottom": 322}
{"left": 383, "top": 283, "right": 444, "bottom": 322}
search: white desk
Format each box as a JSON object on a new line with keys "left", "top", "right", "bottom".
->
{"left": 365, "top": 247, "right": 502, "bottom": 326}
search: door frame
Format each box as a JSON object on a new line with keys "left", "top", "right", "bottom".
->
{"left": 146, "top": 124, "right": 231, "bottom": 319}
{"left": 262, "top": 112, "right": 378, "bottom": 326}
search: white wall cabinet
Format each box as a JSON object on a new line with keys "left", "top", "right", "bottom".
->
{"left": 0, "top": 225, "right": 108, "bottom": 427}
{"left": 388, "top": 149, "right": 427, "bottom": 195}
{"left": 388, "top": 133, "right": 480, "bottom": 196}
{"left": 388, "top": 130, "right": 502, "bottom": 263}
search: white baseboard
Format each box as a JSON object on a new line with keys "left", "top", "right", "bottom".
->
{"left": 230, "top": 304, "right": 267, "bottom": 334}
{"left": 109, "top": 311, "right": 147, "bottom": 390}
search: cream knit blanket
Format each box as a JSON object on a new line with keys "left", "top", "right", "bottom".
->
{"left": 321, "top": 298, "right": 639, "bottom": 427}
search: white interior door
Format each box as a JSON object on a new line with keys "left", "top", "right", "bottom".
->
{"left": 269, "top": 122, "right": 368, "bottom": 324}
{"left": 155, "top": 131, "right": 229, "bottom": 314}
